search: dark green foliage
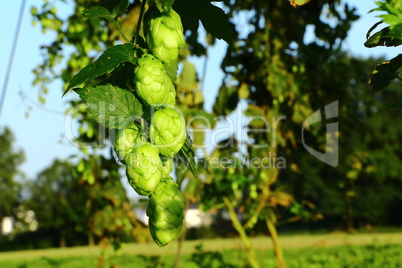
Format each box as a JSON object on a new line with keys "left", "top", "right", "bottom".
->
{"left": 368, "top": 54, "right": 402, "bottom": 91}
{"left": 0, "top": 127, "right": 25, "bottom": 221}
{"left": 366, "top": 0, "right": 402, "bottom": 91}
{"left": 83, "top": 0, "right": 130, "bottom": 21}
{"left": 66, "top": 43, "right": 136, "bottom": 92}
{"left": 173, "top": 0, "right": 232, "bottom": 44}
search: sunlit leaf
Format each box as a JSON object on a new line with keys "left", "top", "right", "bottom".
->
{"left": 290, "top": 0, "right": 312, "bottom": 8}
{"left": 83, "top": 0, "right": 130, "bottom": 21}
{"left": 75, "top": 84, "right": 143, "bottom": 129}
{"left": 65, "top": 43, "right": 135, "bottom": 94}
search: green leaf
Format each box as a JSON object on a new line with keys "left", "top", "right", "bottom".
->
{"left": 173, "top": 0, "right": 232, "bottom": 45}
{"left": 369, "top": 54, "right": 402, "bottom": 91}
{"left": 364, "top": 26, "right": 402, "bottom": 48}
{"left": 83, "top": 0, "right": 130, "bottom": 21}
{"left": 75, "top": 84, "right": 143, "bottom": 129}
{"left": 290, "top": 0, "right": 312, "bottom": 7}
{"left": 379, "top": 14, "right": 402, "bottom": 27}
{"left": 176, "top": 134, "right": 197, "bottom": 179}
{"left": 370, "top": 1, "right": 402, "bottom": 16}
{"left": 164, "top": 61, "right": 179, "bottom": 82}
{"left": 65, "top": 43, "right": 135, "bottom": 94}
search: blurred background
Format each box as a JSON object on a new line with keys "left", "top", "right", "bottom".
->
{"left": 0, "top": 0, "right": 401, "bottom": 267}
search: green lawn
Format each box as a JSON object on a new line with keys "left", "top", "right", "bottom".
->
{"left": 0, "top": 232, "right": 401, "bottom": 267}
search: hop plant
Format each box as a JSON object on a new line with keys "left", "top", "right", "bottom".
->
{"left": 126, "top": 142, "right": 162, "bottom": 196}
{"left": 161, "top": 156, "right": 173, "bottom": 177}
{"left": 114, "top": 124, "right": 144, "bottom": 161}
{"left": 164, "top": 76, "right": 176, "bottom": 105}
{"left": 146, "top": 177, "right": 185, "bottom": 247}
{"left": 134, "top": 54, "right": 176, "bottom": 106}
{"left": 149, "top": 0, "right": 175, "bottom": 12}
{"left": 150, "top": 107, "right": 186, "bottom": 158}
{"left": 144, "top": 7, "right": 185, "bottom": 64}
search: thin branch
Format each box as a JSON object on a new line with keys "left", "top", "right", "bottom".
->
{"left": 134, "top": 0, "right": 147, "bottom": 45}
{"left": 115, "top": 19, "right": 131, "bottom": 43}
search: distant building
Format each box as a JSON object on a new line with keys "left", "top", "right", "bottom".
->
{"left": 1, "top": 217, "right": 13, "bottom": 235}
{"left": 1, "top": 207, "right": 38, "bottom": 236}
{"left": 134, "top": 203, "right": 212, "bottom": 228}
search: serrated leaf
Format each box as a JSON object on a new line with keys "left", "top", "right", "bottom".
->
{"left": 65, "top": 43, "right": 135, "bottom": 94}
{"left": 83, "top": 0, "right": 130, "bottom": 21}
{"left": 75, "top": 84, "right": 143, "bottom": 129}
{"left": 369, "top": 54, "right": 402, "bottom": 91}
{"left": 176, "top": 134, "right": 197, "bottom": 178}
{"left": 379, "top": 14, "right": 402, "bottom": 27}
{"left": 173, "top": 0, "right": 232, "bottom": 45}
{"left": 370, "top": 1, "right": 401, "bottom": 16}
{"left": 164, "top": 61, "right": 179, "bottom": 82}
{"left": 364, "top": 26, "right": 402, "bottom": 47}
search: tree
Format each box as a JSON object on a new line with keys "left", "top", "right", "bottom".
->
{"left": 24, "top": 159, "right": 89, "bottom": 247}
{"left": 0, "top": 127, "right": 25, "bottom": 222}
{"left": 25, "top": 157, "right": 148, "bottom": 249}
{"left": 29, "top": 0, "right": 402, "bottom": 267}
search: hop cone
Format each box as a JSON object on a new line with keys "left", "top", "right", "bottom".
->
{"left": 144, "top": 7, "right": 184, "bottom": 64}
{"left": 150, "top": 107, "right": 186, "bottom": 158}
{"left": 126, "top": 142, "right": 162, "bottom": 196}
{"left": 114, "top": 124, "right": 144, "bottom": 161}
{"left": 146, "top": 177, "right": 185, "bottom": 247}
{"left": 134, "top": 54, "right": 175, "bottom": 106}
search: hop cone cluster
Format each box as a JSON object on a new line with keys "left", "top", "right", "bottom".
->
{"left": 147, "top": 177, "right": 185, "bottom": 247}
{"left": 116, "top": 1, "right": 188, "bottom": 247}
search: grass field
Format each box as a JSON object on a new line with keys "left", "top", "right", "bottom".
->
{"left": 0, "top": 232, "right": 401, "bottom": 267}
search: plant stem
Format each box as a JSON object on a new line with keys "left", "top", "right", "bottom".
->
{"left": 266, "top": 210, "right": 286, "bottom": 268}
{"left": 223, "top": 197, "right": 260, "bottom": 268}
{"left": 173, "top": 197, "right": 189, "bottom": 268}
{"left": 243, "top": 193, "right": 267, "bottom": 230}
{"left": 134, "top": 0, "right": 147, "bottom": 45}
{"left": 115, "top": 19, "right": 131, "bottom": 43}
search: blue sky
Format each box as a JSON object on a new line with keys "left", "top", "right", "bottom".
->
{"left": 0, "top": 0, "right": 400, "bottom": 181}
